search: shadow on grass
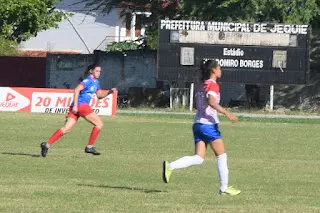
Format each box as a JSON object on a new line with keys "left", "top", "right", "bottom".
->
{"left": 1, "top": 152, "right": 40, "bottom": 158}
{"left": 78, "top": 183, "right": 167, "bottom": 193}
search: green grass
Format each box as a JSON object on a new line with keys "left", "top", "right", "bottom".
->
{"left": 118, "top": 107, "right": 320, "bottom": 116}
{"left": 0, "top": 112, "right": 319, "bottom": 213}
{"left": 117, "top": 112, "right": 320, "bottom": 125}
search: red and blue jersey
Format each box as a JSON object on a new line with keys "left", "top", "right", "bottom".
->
{"left": 194, "top": 79, "right": 220, "bottom": 124}
{"left": 71, "top": 75, "right": 101, "bottom": 106}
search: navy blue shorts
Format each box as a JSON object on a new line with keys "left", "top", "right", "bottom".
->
{"left": 192, "top": 123, "right": 222, "bottom": 144}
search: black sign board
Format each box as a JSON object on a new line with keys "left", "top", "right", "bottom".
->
{"left": 157, "top": 20, "right": 311, "bottom": 84}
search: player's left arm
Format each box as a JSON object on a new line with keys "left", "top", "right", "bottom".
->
{"left": 96, "top": 90, "right": 114, "bottom": 99}
{"left": 206, "top": 82, "right": 238, "bottom": 122}
{"left": 96, "top": 83, "right": 117, "bottom": 99}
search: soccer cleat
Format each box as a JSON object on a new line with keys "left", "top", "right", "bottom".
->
{"left": 85, "top": 147, "right": 101, "bottom": 155}
{"left": 220, "top": 186, "right": 241, "bottom": 196}
{"left": 40, "top": 142, "right": 49, "bottom": 157}
{"left": 162, "top": 161, "right": 173, "bottom": 183}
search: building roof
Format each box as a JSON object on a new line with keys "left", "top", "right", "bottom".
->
{"left": 19, "top": 50, "right": 82, "bottom": 57}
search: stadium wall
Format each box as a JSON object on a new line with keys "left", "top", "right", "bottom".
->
{"left": 0, "top": 47, "right": 318, "bottom": 111}
{"left": 45, "top": 51, "right": 157, "bottom": 94}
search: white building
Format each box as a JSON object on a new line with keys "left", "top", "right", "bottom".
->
{"left": 20, "top": 0, "right": 148, "bottom": 54}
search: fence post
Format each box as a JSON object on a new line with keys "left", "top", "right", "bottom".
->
{"left": 189, "top": 83, "right": 194, "bottom": 112}
{"left": 270, "top": 85, "right": 274, "bottom": 111}
{"left": 170, "top": 87, "right": 173, "bottom": 109}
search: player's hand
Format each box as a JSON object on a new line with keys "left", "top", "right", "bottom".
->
{"left": 226, "top": 113, "right": 238, "bottom": 122}
{"left": 72, "top": 106, "right": 78, "bottom": 114}
{"left": 107, "top": 90, "right": 113, "bottom": 95}
{"left": 108, "top": 88, "right": 117, "bottom": 95}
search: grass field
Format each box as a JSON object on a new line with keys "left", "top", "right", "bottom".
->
{"left": 0, "top": 112, "right": 319, "bottom": 213}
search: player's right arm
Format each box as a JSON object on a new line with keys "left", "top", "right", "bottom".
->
{"left": 72, "top": 83, "right": 85, "bottom": 113}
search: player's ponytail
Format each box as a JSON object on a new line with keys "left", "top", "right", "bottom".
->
{"left": 79, "top": 64, "right": 96, "bottom": 81}
{"left": 200, "top": 60, "right": 219, "bottom": 82}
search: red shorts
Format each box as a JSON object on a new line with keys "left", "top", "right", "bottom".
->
{"left": 67, "top": 105, "right": 94, "bottom": 120}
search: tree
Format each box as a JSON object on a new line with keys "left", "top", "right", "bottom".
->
{"left": 0, "top": 0, "right": 66, "bottom": 43}
{"left": 105, "top": 40, "right": 139, "bottom": 52}
{"left": 0, "top": 37, "right": 21, "bottom": 56}
{"left": 310, "top": 0, "right": 320, "bottom": 28}
{"left": 181, "top": 0, "right": 319, "bottom": 24}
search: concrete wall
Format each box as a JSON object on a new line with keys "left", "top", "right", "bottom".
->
{"left": 46, "top": 54, "right": 94, "bottom": 88}
{"left": 46, "top": 51, "right": 157, "bottom": 93}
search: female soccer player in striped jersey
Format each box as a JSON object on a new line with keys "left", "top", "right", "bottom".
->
{"left": 163, "top": 60, "right": 241, "bottom": 195}
{"left": 40, "top": 64, "right": 116, "bottom": 157}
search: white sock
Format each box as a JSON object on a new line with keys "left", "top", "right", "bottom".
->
{"left": 168, "top": 155, "right": 204, "bottom": 170}
{"left": 46, "top": 143, "right": 50, "bottom": 148}
{"left": 217, "top": 153, "right": 229, "bottom": 192}
{"left": 87, "top": 145, "right": 93, "bottom": 148}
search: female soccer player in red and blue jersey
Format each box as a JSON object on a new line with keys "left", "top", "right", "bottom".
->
{"left": 162, "top": 60, "right": 241, "bottom": 195}
{"left": 41, "top": 64, "right": 116, "bottom": 157}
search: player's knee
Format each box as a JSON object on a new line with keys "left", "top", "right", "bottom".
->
{"left": 195, "top": 155, "right": 204, "bottom": 165}
{"left": 95, "top": 122, "right": 103, "bottom": 129}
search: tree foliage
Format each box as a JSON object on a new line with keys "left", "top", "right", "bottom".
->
{"left": 0, "top": 0, "right": 66, "bottom": 43}
{"left": 106, "top": 40, "right": 139, "bottom": 51}
{"left": 181, "top": 0, "right": 319, "bottom": 24}
{"left": 0, "top": 37, "right": 21, "bottom": 56}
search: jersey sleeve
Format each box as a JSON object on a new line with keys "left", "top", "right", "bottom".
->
{"left": 80, "top": 78, "right": 91, "bottom": 89}
{"left": 205, "top": 81, "right": 220, "bottom": 99}
{"left": 96, "top": 82, "right": 101, "bottom": 92}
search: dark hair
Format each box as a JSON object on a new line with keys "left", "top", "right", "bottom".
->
{"left": 200, "top": 60, "right": 219, "bottom": 81}
{"left": 79, "top": 64, "right": 97, "bottom": 81}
